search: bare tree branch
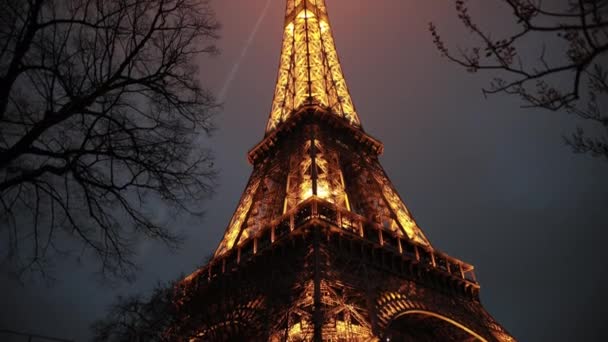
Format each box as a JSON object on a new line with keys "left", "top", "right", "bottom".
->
{"left": 91, "top": 279, "right": 183, "bottom": 342}
{"left": 0, "top": 0, "right": 220, "bottom": 280}
{"left": 430, "top": 0, "right": 608, "bottom": 160}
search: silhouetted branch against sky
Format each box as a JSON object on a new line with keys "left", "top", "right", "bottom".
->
{"left": 430, "top": 0, "right": 608, "bottom": 160}
{"left": 91, "top": 279, "right": 180, "bottom": 342}
{"left": 0, "top": 0, "right": 220, "bottom": 280}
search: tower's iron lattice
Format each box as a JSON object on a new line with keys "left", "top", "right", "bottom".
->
{"left": 173, "top": 1, "right": 516, "bottom": 341}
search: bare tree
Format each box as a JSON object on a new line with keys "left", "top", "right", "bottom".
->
{"left": 0, "top": 0, "right": 219, "bottom": 280}
{"left": 91, "top": 280, "right": 180, "bottom": 342}
{"left": 430, "top": 0, "right": 608, "bottom": 160}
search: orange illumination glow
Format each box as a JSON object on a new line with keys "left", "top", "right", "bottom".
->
{"left": 214, "top": 178, "right": 261, "bottom": 257}
{"left": 275, "top": 320, "right": 373, "bottom": 341}
{"left": 267, "top": 0, "right": 360, "bottom": 132}
{"left": 285, "top": 140, "right": 350, "bottom": 213}
{"left": 297, "top": 8, "right": 314, "bottom": 19}
{"left": 214, "top": 0, "right": 426, "bottom": 259}
{"left": 175, "top": 0, "right": 513, "bottom": 339}
{"left": 372, "top": 172, "right": 430, "bottom": 246}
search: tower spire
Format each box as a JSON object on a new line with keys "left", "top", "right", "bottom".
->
{"left": 267, "top": 0, "right": 360, "bottom": 133}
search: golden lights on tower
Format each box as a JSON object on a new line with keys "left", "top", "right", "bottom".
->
{"left": 175, "top": 0, "right": 515, "bottom": 340}
{"left": 213, "top": 0, "right": 431, "bottom": 259}
{"left": 285, "top": 139, "right": 350, "bottom": 213}
{"left": 267, "top": 281, "right": 375, "bottom": 341}
{"left": 214, "top": 178, "right": 261, "bottom": 256}
{"left": 267, "top": 0, "right": 360, "bottom": 132}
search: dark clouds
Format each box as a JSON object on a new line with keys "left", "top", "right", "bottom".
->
{"left": 2, "top": 1, "right": 607, "bottom": 341}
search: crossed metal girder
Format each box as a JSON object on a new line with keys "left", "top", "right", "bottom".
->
{"left": 267, "top": 0, "right": 360, "bottom": 133}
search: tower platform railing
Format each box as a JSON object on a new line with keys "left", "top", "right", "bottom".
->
{"left": 182, "top": 197, "right": 478, "bottom": 291}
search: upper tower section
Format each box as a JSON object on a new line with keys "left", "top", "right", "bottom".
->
{"left": 266, "top": 0, "right": 361, "bottom": 133}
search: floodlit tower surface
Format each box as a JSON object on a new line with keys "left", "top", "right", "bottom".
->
{"left": 174, "top": 0, "right": 516, "bottom": 341}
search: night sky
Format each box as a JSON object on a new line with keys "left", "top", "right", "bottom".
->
{"left": 2, "top": 1, "right": 608, "bottom": 341}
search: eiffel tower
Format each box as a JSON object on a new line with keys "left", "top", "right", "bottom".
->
{"left": 174, "top": 1, "right": 516, "bottom": 341}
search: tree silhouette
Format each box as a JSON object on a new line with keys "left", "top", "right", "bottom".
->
{"left": 92, "top": 280, "right": 180, "bottom": 342}
{"left": 0, "top": 0, "right": 219, "bottom": 279}
{"left": 430, "top": 0, "right": 608, "bottom": 160}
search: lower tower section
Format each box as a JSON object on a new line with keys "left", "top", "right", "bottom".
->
{"left": 174, "top": 218, "right": 514, "bottom": 341}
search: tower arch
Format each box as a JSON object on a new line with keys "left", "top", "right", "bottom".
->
{"left": 376, "top": 291, "right": 492, "bottom": 341}
{"left": 384, "top": 310, "right": 488, "bottom": 342}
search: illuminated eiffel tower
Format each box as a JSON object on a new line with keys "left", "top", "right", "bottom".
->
{"left": 174, "top": 1, "right": 515, "bottom": 341}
